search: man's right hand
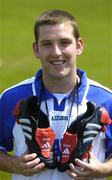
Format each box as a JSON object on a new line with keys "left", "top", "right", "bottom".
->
{"left": 0, "top": 151, "right": 45, "bottom": 176}
{"left": 13, "top": 153, "right": 45, "bottom": 176}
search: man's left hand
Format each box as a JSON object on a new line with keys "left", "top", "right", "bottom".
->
{"left": 67, "top": 152, "right": 106, "bottom": 180}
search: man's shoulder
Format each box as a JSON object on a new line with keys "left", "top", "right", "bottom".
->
{"left": 0, "top": 77, "right": 35, "bottom": 100}
{"left": 86, "top": 79, "right": 112, "bottom": 119}
{"left": 87, "top": 79, "right": 112, "bottom": 111}
{"left": 88, "top": 79, "right": 112, "bottom": 96}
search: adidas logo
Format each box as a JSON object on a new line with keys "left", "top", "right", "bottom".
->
{"left": 62, "top": 148, "right": 70, "bottom": 155}
{"left": 42, "top": 142, "right": 50, "bottom": 149}
{"left": 42, "top": 137, "right": 50, "bottom": 141}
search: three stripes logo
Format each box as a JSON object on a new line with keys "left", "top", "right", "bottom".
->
{"left": 62, "top": 147, "right": 70, "bottom": 155}
{"left": 83, "top": 123, "right": 102, "bottom": 143}
{"left": 42, "top": 142, "right": 50, "bottom": 149}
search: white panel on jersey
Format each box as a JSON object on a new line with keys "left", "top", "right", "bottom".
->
{"left": 13, "top": 122, "right": 28, "bottom": 156}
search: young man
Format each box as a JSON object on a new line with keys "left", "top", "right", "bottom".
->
{"left": 0, "top": 9, "right": 112, "bottom": 180}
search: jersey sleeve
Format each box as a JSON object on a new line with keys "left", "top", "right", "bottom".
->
{"left": 0, "top": 93, "right": 15, "bottom": 152}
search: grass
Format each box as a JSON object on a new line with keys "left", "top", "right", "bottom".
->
{"left": 0, "top": 0, "right": 112, "bottom": 93}
{"left": 0, "top": 0, "right": 112, "bottom": 179}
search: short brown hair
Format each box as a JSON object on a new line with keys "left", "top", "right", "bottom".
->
{"left": 34, "top": 9, "right": 80, "bottom": 42}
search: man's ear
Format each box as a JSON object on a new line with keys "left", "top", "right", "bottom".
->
{"left": 76, "top": 38, "right": 84, "bottom": 56}
{"left": 32, "top": 42, "right": 39, "bottom": 58}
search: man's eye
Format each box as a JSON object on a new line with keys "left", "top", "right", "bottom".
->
{"left": 60, "top": 40, "right": 72, "bottom": 46}
{"left": 41, "top": 42, "right": 52, "bottom": 47}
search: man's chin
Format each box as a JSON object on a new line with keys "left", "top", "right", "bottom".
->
{"left": 51, "top": 73, "right": 69, "bottom": 79}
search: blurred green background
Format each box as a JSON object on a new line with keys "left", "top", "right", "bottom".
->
{"left": 0, "top": 0, "right": 112, "bottom": 179}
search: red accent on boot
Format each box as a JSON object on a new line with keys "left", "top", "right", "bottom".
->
{"left": 60, "top": 132, "right": 78, "bottom": 163}
{"left": 35, "top": 127, "right": 55, "bottom": 158}
{"left": 100, "top": 108, "right": 111, "bottom": 125}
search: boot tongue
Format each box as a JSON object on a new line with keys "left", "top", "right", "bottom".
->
{"left": 60, "top": 132, "right": 78, "bottom": 163}
{"left": 35, "top": 127, "right": 55, "bottom": 158}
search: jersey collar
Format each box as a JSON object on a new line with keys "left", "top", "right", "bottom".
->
{"left": 34, "top": 68, "right": 89, "bottom": 104}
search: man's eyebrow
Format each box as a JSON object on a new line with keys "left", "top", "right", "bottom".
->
{"left": 60, "top": 38, "right": 72, "bottom": 41}
{"left": 39, "top": 37, "right": 72, "bottom": 44}
{"left": 39, "top": 39, "right": 51, "bottom": 43}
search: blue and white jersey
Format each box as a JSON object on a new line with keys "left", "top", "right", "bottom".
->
{"left": 0, "top": 69, "right": 112, "bottom": 180}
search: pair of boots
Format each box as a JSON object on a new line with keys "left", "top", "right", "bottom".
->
{"left": 13, "top": 96, "right": 111, "bottom": 172}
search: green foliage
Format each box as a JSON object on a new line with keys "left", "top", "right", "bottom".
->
{"left": 0, "top": 0, "right": 112, "bottom": 179}
{"left": 0, "top": 172, "right": 11, "bottom": 180}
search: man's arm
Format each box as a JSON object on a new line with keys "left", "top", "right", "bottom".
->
{"left": 0, "top": 150, "right": 45, "bottom": 176}
{"left": 68, "top": 152, "right": 112, "bottom": 179}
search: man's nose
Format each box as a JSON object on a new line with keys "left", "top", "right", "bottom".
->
{"left": 52, "top": 44, "right": 62, "bottom": 56}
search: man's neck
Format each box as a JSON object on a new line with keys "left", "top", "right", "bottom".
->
{"left": 42, "top": 75, "right": 78, "bottom": 94}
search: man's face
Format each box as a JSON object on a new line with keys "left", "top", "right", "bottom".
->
{"left": 34, "top": 23, "right": 83, "bottom": 81}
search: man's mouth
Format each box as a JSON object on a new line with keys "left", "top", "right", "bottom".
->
{"left": 50, "top": 60, "right": 66, "bottom": 65}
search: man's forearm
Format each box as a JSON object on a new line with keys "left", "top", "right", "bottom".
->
{"left": 0, "top": 150, "right": 18, "bottom": 173}
{"left": 103, "top": 158, "right": 112, "bottom": 177}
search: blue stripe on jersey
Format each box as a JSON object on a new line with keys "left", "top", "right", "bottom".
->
{"left": 54, "top": 98, "right": 66, "bottom": 111}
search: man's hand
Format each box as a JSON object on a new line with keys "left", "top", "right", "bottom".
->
{"left": 0, "top": 150, "right": 45, "bottom": 176}
{"left": 13, "top": 153, "right": 45, "bottom": 176}
{"left": 67, "top": 152, "right": 109, "bottom": 180}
